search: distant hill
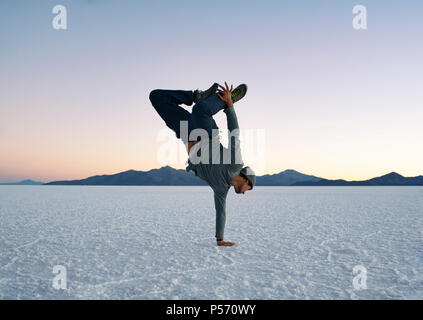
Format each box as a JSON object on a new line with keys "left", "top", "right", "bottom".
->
{"left": 293, "top": 172, "right": 423, "bottom": 186}
{"left": 0, "top": 179, "right": 43, "bottom": 185}
{"left": 43, "top": 167, "right": 423, "bottom": 186}
{"left": 45, "top": 166, "right": 206, "bottom": 186}
{"left": 256, "top": 169, "right": 322, "bottom": 186}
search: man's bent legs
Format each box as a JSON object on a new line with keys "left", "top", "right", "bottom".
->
{"left": 193, "top": 93, "right": 227, "bottom": 117}
{"left": 190, "top": 93, "right": 227, "bottom": 138}
{"left": 149, "top": 89, "right": 194, "bottom": 141}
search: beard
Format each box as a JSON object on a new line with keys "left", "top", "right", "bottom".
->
{"left": 234, "top": 185, "right": 241, "bottom": 193}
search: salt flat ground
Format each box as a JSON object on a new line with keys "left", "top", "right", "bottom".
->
{"left": 0, "top": 186, "right": 422, "bottom": 299}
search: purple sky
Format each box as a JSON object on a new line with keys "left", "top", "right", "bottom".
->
{"left": 1, "top": 0, "right": 422, "bottom": 182}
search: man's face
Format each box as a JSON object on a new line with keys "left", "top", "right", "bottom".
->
{"left": 234, "top": 177, "right": 252, "bottom": 194}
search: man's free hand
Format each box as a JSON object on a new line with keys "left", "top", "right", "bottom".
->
{"left": 217, "top": 82, "right": 233, "bottom": 107}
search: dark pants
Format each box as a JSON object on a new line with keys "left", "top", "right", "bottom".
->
{"left": 149, "top": 89, "right": 227, "bottom": 143}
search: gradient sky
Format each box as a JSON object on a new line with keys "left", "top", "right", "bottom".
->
{"left": 1, "top": 0, "right": 422, "bottom": 182}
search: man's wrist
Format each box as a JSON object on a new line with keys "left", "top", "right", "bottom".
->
{"left": 224, "top": 105, "right": 235, "bottom": 113}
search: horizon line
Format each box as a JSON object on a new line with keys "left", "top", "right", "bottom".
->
{"left": 1, "top": 166, "right": 422, "bottom": 184}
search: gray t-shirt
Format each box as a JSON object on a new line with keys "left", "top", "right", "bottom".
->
{"left": 186, "top": 107, "right": 243, "bottom": 239}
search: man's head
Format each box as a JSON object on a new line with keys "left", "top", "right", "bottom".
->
{"left": 232, "top": 166, "right": 256, "bottom": 194}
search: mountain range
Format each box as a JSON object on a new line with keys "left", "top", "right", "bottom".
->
{"left": 45, "top": 166, "right": 206, "bottom": 186}
{"left": 292, "top": 172, "right": 423, "bottom": 186}
{"left": 42, "top": 166, "right": 423, "bottom": 186}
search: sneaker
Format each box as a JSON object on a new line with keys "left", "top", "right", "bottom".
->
{"left": 231, "top": 84, "right": 248, "bottom": 104}
{"left": 193, "top": 83, "right": 219, "bottom": 103}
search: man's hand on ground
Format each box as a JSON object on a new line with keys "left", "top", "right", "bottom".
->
{"left": 217, "top": 240, "right": 235, "bottom": 246}
{"left": 217, "top": 82, "right": 233, "bottom": 107}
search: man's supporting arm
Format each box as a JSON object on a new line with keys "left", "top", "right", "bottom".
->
{"left": 214, "top": 190, "right": 234, "bottom": 246}
{"left": 214, "top": 190, "right": 227, "bottom": 240}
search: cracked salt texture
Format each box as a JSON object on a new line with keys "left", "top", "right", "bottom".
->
{"left": 0, "top": 186, "right": 422, "bottom": 299}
